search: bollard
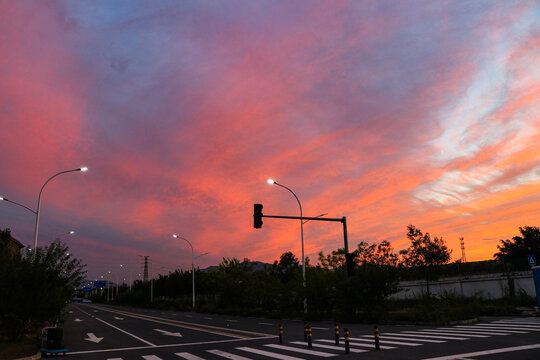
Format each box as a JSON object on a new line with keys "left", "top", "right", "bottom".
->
{"left": 344, "top": 328, "right": 350, "bottom": 354}
{"left": 278, "top": 324, "right": 283, "bottom": 344}
{"left": 334, "top": 324, "right": 340, "bottom": 345}
{"left": 304, "top": 322, "right": 308, "bottom": 341}
{"left": 374, "top": 325, "right": 380, "bottom": 350}
{"left": 307, "top": 326, "right": 312, "bottom": 348}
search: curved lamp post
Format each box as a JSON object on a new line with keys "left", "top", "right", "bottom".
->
{"left": 172, "top": 234, "right": 196, "bottom": 309}
{"left": 33, "top": 167, "right": 88, "bottom": 258}
{"left": 267, "top": 179, "right": 307, "bottom": 313}
{"left": 1, "top": 167, "right": 88, "bottom": 258}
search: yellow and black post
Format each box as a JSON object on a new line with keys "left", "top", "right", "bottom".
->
{"left": 374, "top": 325, "right": 380, "bottom": 350}
{"left": 344, "top": 328, "right": 350, "bottom": 354}
{"left": 304, "top": 322, "right": 308, "bottom": 341}
{"left": 278, "top": 324, "right": 283, "bottom": 344}
{"left": 307, "top": 326, "right": 312, "bottom": 348}
{"left": 334, "top": 324, "right": 340, "bottom": 345}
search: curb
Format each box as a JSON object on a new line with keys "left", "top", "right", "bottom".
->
{"left": 13, "top": 352, "right": 41, "bottom": 360}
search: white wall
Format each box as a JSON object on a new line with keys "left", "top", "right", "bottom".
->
{"left": 391, "top": 271, "right": 536, "bottom": 299}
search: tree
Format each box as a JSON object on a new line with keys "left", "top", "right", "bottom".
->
{"left": 400, "top": 225, "right": 452, "bottom": 295}
{"left": 0, "top": 236, "right": 86, "bottom": 341}
{"left": 494, "top": 226, "right": 540, "bottom": 270}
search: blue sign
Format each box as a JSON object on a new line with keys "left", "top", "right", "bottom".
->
{"left": 528, "top": 254, "right": 536, "bottom": 266}
{"left": 82, "top": 287, "right": 92, "bottom": 293}
{"left": 93, "top": 280, "right": 107, "bottom": 289}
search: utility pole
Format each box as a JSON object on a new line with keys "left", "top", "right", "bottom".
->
{"left": 144, "top": 256, "right": 149, "bottom": 281}
{"left": 460, "top": 237, "right": 466, "bottom": 263}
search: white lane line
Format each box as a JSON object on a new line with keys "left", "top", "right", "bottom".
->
{"left": 310, "top": 327, "right": 329, "bottom": 330}
{"left": 350, "top": 337, "right": 423, "bottom": 346}
{"left": 207, "top": 349, "right": 253, "bottom": 359}
{"left": 227, "top": 320, "right": 239, "bottom": 322}
{"left": 94, "top": 317, "right": 156, "bottom": 346}
{"left": 259, "top": 323, "right": 274, "bottom": 326}
{"left": 265, "top": 344, "right": 336, "bottom": 357}
{"left": 142, "top": 356, "right": 162, "bottom": 360}
{"left": 204, "top": 317, "right": 213, "bottom": 320}
{"left": 107, "top": 358, "right": 123, "bottom": 360}
{"left": 494, "top": 320, "right": 540, "bottom": 326}
{"left": 290, "top": 341, "right": 367, "bottom": 353}
{"left": 317, "top": 339, "right": 395, "bottom": 350}
{"left": 415, "top": 330, "right": 489, "bottom": 338}
{"left": 175, "top": 352, "right": 206, "bottom": 360}
{"left": 237, "top": 347, "right": 304, "bottom": 359}
{"left": 359, "top": 335, "right": 444, "bottom": 343}
{"left": 452, "top": 326, "right": 528, "bottom": 334}
{"left": 421, "top": 343, "right": 540, "bottom": 360}
{"left": 75, "top": 306, "right": 156, "bottom": 346}
{"left": 383, "top": 332, "right": 468, "bottom": 340}
{"left": 437, "top": 327, "right": 511, "bottom": 336}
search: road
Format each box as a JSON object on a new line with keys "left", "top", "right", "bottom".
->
{"left": 59, "top": 303, "right": 540, "bottom": 359}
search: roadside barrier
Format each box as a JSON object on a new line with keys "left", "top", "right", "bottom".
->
{"left": 307, "top": 325, "right": 312, "bottom": 348}
{"left": 278, "top": 324, "right": 283, "bottom": 344}
{"left": 334, "top": 323, "right": 340, "bottom": 345}
{"left": 304, "top": 322, "right": 308, "bottom": 341}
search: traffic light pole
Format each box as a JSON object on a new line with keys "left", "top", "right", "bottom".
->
{"left": 262, "top": 214, "right": 352, "bottom": 276}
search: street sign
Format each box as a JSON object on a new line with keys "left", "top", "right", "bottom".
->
{"left": 93, "top": 280, "right": 107, "bottom": 289}
{"left": 528, "top": 254, "right": 536, "bottom": 266}
{"left": 82, "top": 287, "right": 92, "bottom": 293}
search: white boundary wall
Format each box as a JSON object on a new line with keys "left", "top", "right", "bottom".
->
{"left": 391, "top": 271, "right": 536, "bottom": 299}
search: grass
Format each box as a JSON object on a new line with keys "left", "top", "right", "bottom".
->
{"left": 0, "top": 334, "right": 38, "bottom": 360}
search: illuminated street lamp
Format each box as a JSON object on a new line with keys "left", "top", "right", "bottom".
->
{"left": 1, "top": 167, "right": 88, "bottom": 259}
{"left": 267, "top": 178, "right": 307, "bottom": 313}
{"left": 172, "top": 234, "right": 202, "bottom": 309}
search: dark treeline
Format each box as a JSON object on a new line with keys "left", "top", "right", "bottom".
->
{"left": 96, "top": 224, "right": 538, "bottom": 321}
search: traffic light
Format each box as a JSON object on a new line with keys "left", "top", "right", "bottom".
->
{"left": 253, "top": 203, "right": 263, "bottom": 228}
{"left": 345, "top": 252, "right": 355, "bottom": 277}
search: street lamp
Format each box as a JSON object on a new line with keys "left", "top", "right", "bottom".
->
{"left": 267, "top": 179, "right": 307, "bottom": 313}
{"left": 1, "top": 167, "right": 88, "bottom": 259}
{"left": 172, "top": 234, "right": 198, "bottom": 309}
{"left": 33, "top": 167, "right": 88, "bottom": 258}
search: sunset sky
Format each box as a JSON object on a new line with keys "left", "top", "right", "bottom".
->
{"left": 1, "top": 0, "right": 539, "bottom": 281}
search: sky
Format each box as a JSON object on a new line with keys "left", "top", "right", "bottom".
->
{"left": 1, "top": 0, "right": 539, "bottom": 281}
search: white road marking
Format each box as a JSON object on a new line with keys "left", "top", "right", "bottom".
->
{"left": 227, "top": 320, "right": 238, "bottom": 322}
{"left": 207, "top": 349, "right": 253, "bottom": 359}
{"left": 452, "top": 326, "right": 528, "bottom": 334}
{"left": 351, "top": 337, "right": 423, "bottom": 346}
{"left": 310, "top": 327, "right": 329, "bottom": 330}
{"left": 114, "top": 316, "right": 124, "bottom": 320}
{"left": 494, "top": 320, "right": 540, "bottom": 326}
{"left": 421, "top": 343, "right": 540, "bottom": 360}
{"left": 237, "top": 347, "right": 304, "bottom": 359}
{"left": 415, "top": 330, "right": 489, "bottom": 338}
{"left": 317, "top": 339, "right": 395, "bottom": 350}
{"left": 204, "top": 317, "right": 213, "bottom": 320}
{"left": 479, "top": 323, "right": 540, "bottom": 331}
{"left": 175, "top": 353, "right": 205, "bottom": 360}
{"left": 106, "top": 358, "right": 123, "bottom": 360}
{"left": 74, "top": 318, "right": 83, "bottom": 322}
{"left": 437, "top": 327, "right": 511, "bottom": 336}
{"left": 290, "top": 341, "right": 367, "bottom": 353}
{"left": 359, "top": 335, "right": 444, "bottom": 343}
{"left": 93, "top": 316, "right": 155, "bottom": 346}
{"left": 85, "top": 333, "right": 104, "bottom": 343}
{"left": 154, "top": 328, "right": 183, "bottom": 337}
{"left": 259, "top": 323, "right": 274, "bottom": 326}
{"left": 383, "top": 332, "right": 468, "bottom": 340}
{"left": 265, "top": 343, "right": 336, "bottom": 357}
{"left": 142, "top": 356, "right": 163, "bottom": 360}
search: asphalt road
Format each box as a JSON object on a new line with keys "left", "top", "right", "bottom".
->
{"left": 56, "top": 303, "right": 540, "bottom": 360}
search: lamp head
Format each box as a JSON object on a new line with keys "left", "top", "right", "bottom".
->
{"left": 80, "top": 167, "right": 88, "bottom": 172}
{"left": 172, "top": 234, "right": 178, "bottom": 238}
{"left": 0, "top": 196, "right": 4, "bottom": 201}
{"left": 69, "top": 231, "right": 75, "bottom": 234}
{"left": 267, "top": 179, "right": 276, "bottom": 184}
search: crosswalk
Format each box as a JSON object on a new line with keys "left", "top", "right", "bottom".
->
{"left": 106, "top": 317, "right": 540, "bottom": 360}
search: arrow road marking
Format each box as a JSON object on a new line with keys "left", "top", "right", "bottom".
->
{"left": 85, "top": 333, "right": 104, "bottom": 343}
{"left": 74, "top": 318, "right": 83, "bottom": 322}
{"left": 114, "top": 317, "right": 124, "bottom": 320}
{"left": 154, "top": 329, "right": 182, "bottom": 337}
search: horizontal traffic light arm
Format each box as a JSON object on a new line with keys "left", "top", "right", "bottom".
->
{"left": 262, "top": 214, "right": 345, "bottom": 223}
